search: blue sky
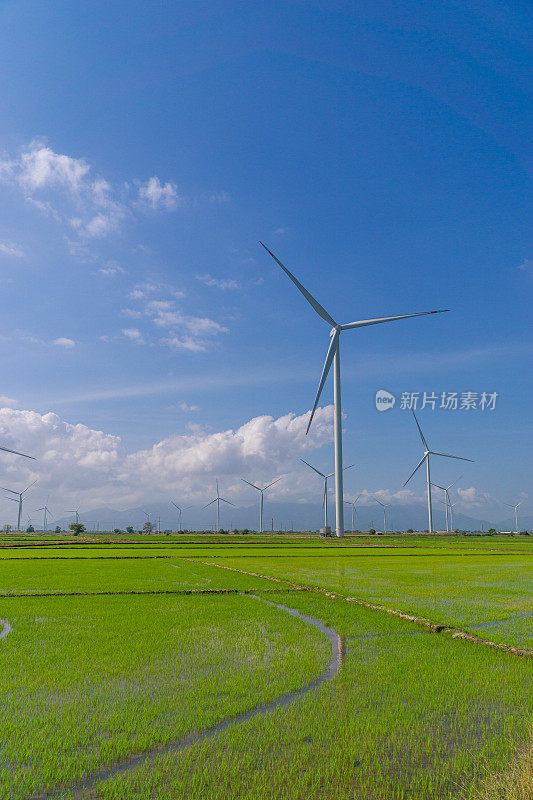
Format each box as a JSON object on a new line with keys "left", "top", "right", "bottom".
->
{"left": 0, "top": 0, "right": 530, "bottom": 524}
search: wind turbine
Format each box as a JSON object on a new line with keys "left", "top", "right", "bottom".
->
{"left": 170, "top": 501, "right": 192, "bottom": 531}
{"left": 67, "top": 508, "right": 80, "bottom": 525}
{"left": 35, "top": 503, "right": 53, "bottom": 532}
{"left": 344, "top": 494, "right": 361, "bottom": 533}
{"left": 260, "top": 242, "right": 448, "bottom": 537}
{"left": 241, "top": 477, "right": 282, "bottom": 533}
{"left": 203, "top": 481, "right": 235, "bottom": 532}
{"left": 300, "top": 458, "right": 354, "bottom": 531}
{"left": 374, "top": 497, "right": 391, "bottom": 534}
{"left": 504, "top": 501, "right": 522, "bottom": 533}
{"left": 2, "top": 480, "right": 37, "bottom": 531}
{"left": 404, "top": 411, "right": 473, "bottom": 533}
{"left": 432, "top": 476, "right": 462, "bottom": 533}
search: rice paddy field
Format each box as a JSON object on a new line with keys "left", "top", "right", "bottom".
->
{"left": 0, "top": 533, "right": 531, "bottom": 799}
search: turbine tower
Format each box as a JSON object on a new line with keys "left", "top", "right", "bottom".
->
{"left": 170, "top": 501, "right": 192, "bottom": 532}
{"left": 504, "top": 501, "right": 522, "bottom": 533}
{"left": 260, "top": 242, "right": 448, "bottom": 537}
{"left": 241, "top": 477, "right": 282, "bottom": 533}
{"left": 404, "top": 411, "right": 472, "bottom": 533}
{"left": 432, "top": 476, "right": 462, "bottom": 533}
{"left": 203, "top": 481, "right": 234, "bottom": 532}
{"left": 2, "top": 480, "right": 37, "bottom": 531}
{"left": 344, "top": 494, "right": 361, "bottom": 533}
{"left": 300, "top": 458, "right": 354, "bottom": 531}
{"left": 374, "top": 497, "right": 391, "bottom": 534}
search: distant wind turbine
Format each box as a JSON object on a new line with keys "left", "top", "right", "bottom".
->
{"left": 203, "top": 481, "right": 234, "bottom": 532}
{"left": 67, "top": 508, "right": 80, "bottom": 525}
{"left": 260, "top": 242, "right": 449, "bottom": 537}
{"left": 241, "top": 477, "right": 282, "bottom": 533}
{"left": 2, "top": 480, "right": 38, "bottom": 531}
{"left": 374, "top": 497, "right": 391, "bottom": 534}
{"left": 35, "top": 503, "right": 53, "bottom": 532}
{"left": 300, "top": 458, "right": 354, "bottom": 531}
{"left": 504, "top": 501, "right": 522, "bottom": 533}
{"left": 404, "top": 411, "right": 473, "bottom": 533}
{"left": 170, "top": 501, "right": 192, "bottom": 531}
{"left": 432, "top": 476, "right": 462, "bottom": 533}
{"left": 344, "top": 494, "right": 361, "bottom": 533}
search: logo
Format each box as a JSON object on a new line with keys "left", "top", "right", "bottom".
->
{"left": 375, "top": 389, "right": 396, "bottom": 411}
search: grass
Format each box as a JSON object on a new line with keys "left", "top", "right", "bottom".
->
{"left": 220, "top": 551, "right": 533, "bottom": 648}
{"left": 74, "top": 591, "right": 532, "bottom": 800}
{"left": 0, "top": 536, "right": 530, "bottom": 799}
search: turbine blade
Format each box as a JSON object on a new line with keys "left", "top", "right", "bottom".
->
{"left": 430, "top": 451, "right": 474, "bottom": 462}
{"left": 412, "top": 410, "right": 429, "bottom": 450}
{"left": 0, "top": 444, "right": 35, "bottom": 460}
{"left": 220, "top": 498, "right": 235, "bottom": 506}
{"left": 259, "top": 243, "right": 337, "bottom": 326}
{"left": 403, "top": 454, "right": 427, "bottom": 486}
{"left": 202, "top": 499, "right": 217, "bottom": 509}
{"left": 299, "top": 458, "right": 326, "bottom": 478}
{"left": 0, "top": 487, "right": 18, "bottom": 495}
{"left": 241, "top": 478, "right": 260, "bottom": 491}
{"left": 446, "top": 475, "right": 463, "bottom": 490}
{"left": 340, "top": 310, "right": 449, "bottom": 331}
{"left": 22, "top": 479, "right": 38, "bottom": 494}
{"left": 431, "top": 483, "right": 446, "bottom": 491}
{"left": 343, "top": 463, "right": 356, "bottom": 472}
{"left": 263, "top": 477, "right": 282, "bottom": 491}
{"left": 306, "top": 329, "right": 339, "bottom": 434}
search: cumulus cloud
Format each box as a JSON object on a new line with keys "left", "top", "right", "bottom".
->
{"left": 178, "top": 402, "right": 199, "bottom": 412}
{"left": 197, "top": 273, "right": 240, "bottom": 290}
{"left": 138, "top": 177, "right": 181, "bottom": 210}
{"left": 52, "top": 337, "right": 75, "bottom": 348}
{"left": 0, "top": 406, "right": 334, "bottom": 508}
{"left": 456, "top": 486, "right": 493, "bottom": 508}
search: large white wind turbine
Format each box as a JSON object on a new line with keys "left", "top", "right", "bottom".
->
{"left": 432, "top": 476, "right": 462, "bottom": 533}
{"left": 260, "top": 242, "right": 448, "bottom": 537}
{"left": 241, "top": 477, "right": 282, "bottom": 533}
{"left": 2, "top": 480, "right": 37, "bottom": 531}
{"left": 504, "top": 501, "right": 522, "bottom": 533}
{"left": 373, "top": 497, "right": 391, "bottom": 534}
{"left": 203, "top": 481, "right": 235, "bottom": 532}
{"left": 300, "top": 458, "right": 354, "bottom": 531}
{"left": 344, "top": 494, "right": 361, "bottom": 533}
{"left": 404, "top": 411, "right": 473, "bottom": 533}
{"left": 170, "top": 501, "right": 192, "bottom": 531}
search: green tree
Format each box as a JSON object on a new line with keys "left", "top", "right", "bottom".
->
{"left": 26, "top": 525, "right": 34, "bottom": 533}
{"left": 142, "top": 521, "right": 154, "bottom": 534}
{"left": 69, "top": 523, "right": 85, "bottom": 536}
{"left": 113, "top": 528, "right": 122, "bottom": 534}
{"left": 126, "top": 526, "right": 134, "bottom": 534}
{"left": 54, "top": 526, "right": 61, "bottom": 533}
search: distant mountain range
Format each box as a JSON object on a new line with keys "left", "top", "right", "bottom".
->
{"left": 48, "top": 502, "right": 532, "bottom": 534}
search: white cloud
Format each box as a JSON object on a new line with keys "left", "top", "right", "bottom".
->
{"left": 0, "top": 243, "right": 25, "bottom": 258}
{"left": 456, "top": 487, "right": 493, "bottom": 508}
{"left": 197, "top": 273, "right": 240, "bottom": 290}
{"left": 52, "top": 337, "right": 75, "bottom": 348}
{"left": 138, "top": 176, "right": 181, "bottom": 210}
{"left": 178, "top": 402, "right": 199, "bottom": 412}
{"left": 122, "top": 328, "right": 144, "bottom": 345}
{"left": 97, "top": 264, "right": 125, "bottom": 277}
{"left": 17, "top": 142, "right": 90, "bottom": 192}
{"left": 0, "top": 406, "right": 334, "bottom": 507}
